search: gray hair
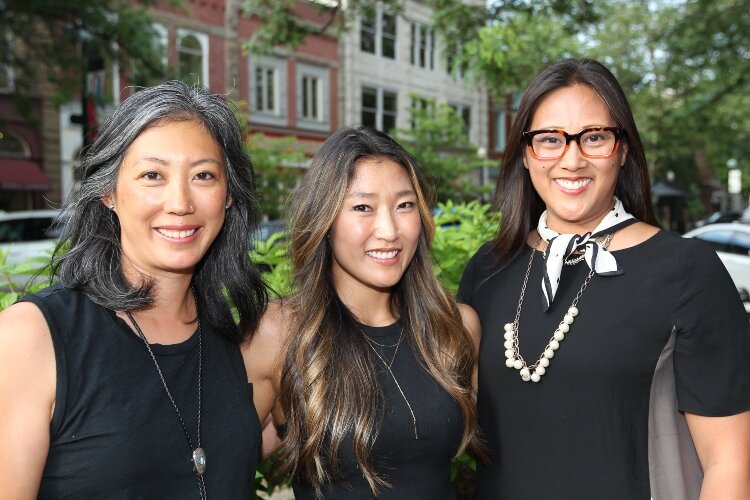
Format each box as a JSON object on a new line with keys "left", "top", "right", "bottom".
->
{"left": 53, "top": 81, "right": 268, "bottom": 343}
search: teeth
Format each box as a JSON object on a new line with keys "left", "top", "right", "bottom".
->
{"left": 158, "top": 228, "right": 197, "bottom": 239}
{"left": 555, "top": 178, "right": 591, "bottom": 190}
{"left": 367, "top": 250, "right": 398, "bottom": 259}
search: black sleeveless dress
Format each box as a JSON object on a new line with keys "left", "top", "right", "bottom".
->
{"left": 22, "top": 284, "right": 261, "bottom": 500}
{"left": 293, "top": 320, "right": 464, "bottom": 499}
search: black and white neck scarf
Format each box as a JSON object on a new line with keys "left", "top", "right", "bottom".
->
{"left": 537, "top": 197, "right": 637, "bottom": 311}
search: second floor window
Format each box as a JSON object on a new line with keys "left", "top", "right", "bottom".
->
{"left": 177, "top": 31, "right": 208, "bottom": 86}
{"left": 362, "top": 86, "right": 397, "bottom": 132}
{"left": 300, "top": 75, "right": 320, "bottom": 121}
{"left": 360, "top": 7, "right": 396, "bottom": 59}
{"left": 410, "top": 22, "right": 434, "bottom": 70}
{"left": 254, "top": 66, "right": 277, "bottom": 114}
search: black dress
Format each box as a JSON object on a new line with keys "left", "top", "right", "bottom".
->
{"left": 293, "top": 320, "right": 463, "bottom": 499}
{"left": 458, "top": 230, "right": 750, "bottom": 500}
{"left": 22, "top": 284, "right": 261, "bottom": 500}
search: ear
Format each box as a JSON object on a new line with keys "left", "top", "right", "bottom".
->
{"left": 620, "top": 143, "right": 629, "bottom": 167}
{"left": 101, "top": 193, "right": 115, "bottom": 210}
{"left": 522, "top": 155, "right": 529, "bottom": 170}
{"left": 225, "top": 195, "right": 233, "bottom": 210}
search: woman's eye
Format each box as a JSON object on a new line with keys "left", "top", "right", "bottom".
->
{"left": 353, "top": 204, "right": 371, "bottom": 212}
{"left": 398, "top": 201, "right": 415, "bottom": 209}
{"left": 142, "top": 171, "right": 161, "bottom": 181}
{"left": 195, "top": 171, "right": 216, "bottom": 181}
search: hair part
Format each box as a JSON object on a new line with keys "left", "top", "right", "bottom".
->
{"left": 277, "top": 127, "right": 480, "bottom": 496}
{"left": 53, "top": 80, "right": 268, "bottom": 342}
{"left": 491, "top": 58, "right": 659, "bottom": 264}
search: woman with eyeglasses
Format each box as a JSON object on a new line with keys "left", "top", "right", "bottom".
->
{"left": 458, "top": 59, "right": 750, "bottom": 499}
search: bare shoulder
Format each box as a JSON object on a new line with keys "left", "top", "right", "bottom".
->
{"left": 457, "top": 303, "right": 482, "bottom": 353}
{"left": 610, "top": 221, "right": 660, "bottom": 251}
{"left": 0, "top": 301, "right": 55, "bottom": 371}
{"left": 240, "top": 300, "right": 290, "bottom": 380}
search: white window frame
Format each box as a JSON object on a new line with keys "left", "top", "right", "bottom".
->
{"left": 361, "top": 85, "right": 398, "bottom": 132}
{"left": 176, "top": 29, "right": 209, "bottom": 87}
{"left": 410, "top": 21, "right": 435, "bottom": 70}
{"left": 360, "top": 6, "right": 396, "bottom": 59}
{"left": 249, "top": 56, "right": 287, "bottom": 127}
{"left": 296, "top": 63, "right": 329, "bottom": 131}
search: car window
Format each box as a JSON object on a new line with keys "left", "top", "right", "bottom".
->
{"left": 729, "top": 230, "right": 750, "bottom": 256}
{"left": 0, "top": 217, "right": 56, "bottom": 243}
{"left": 694, "top": 229, "right": 734, "bottom": 252}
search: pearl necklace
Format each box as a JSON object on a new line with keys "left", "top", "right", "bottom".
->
{"left": 503, "top": 234, "right": 613, "bottom": 382}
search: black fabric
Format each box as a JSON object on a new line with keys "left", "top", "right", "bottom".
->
{"left": 458, "top": 230, "right": 750, "bottom": 499}
{"left": 22, "top": 284, "right": 261, "bottom": 500}
{"left": 293, "top": 320, "right": 463, "bottom": 499}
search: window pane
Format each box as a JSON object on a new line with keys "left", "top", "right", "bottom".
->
{"left": 410, "top": 22, "right": 416, "bottom": 66}
{"left": 360, "top": 12, "right": 376, "bottom": 53}
{"left": 311, "top": 78, "right": 318, "bottom": 119}
{"left": 381, "top": 12, "right": 396, "bottom": 59}
{"left": 382, "top": 91, "right": 397, "bottom": 113}
{"left": 382, "top": 112, "right": 396, "bottom": 133}
{"left": 362, "top": 110, "right": 377, "bottom": 128}
{"left": 730, "top": 231, "right": 750, "bottom": 254}
{"left": 419, "top": 25, "right": 426, "bottom": 67}
{"left": 254, "top": 67, "right": 264, "bottom": 111}
{"left": 696, "top": 230, "right": 733, "bottom": 252}
{"left": 266, "top": 68, "right": 275, "bottom": 111}
{"left": 178, "top": 34, "right": 202, "bottom": 85}
{"left": 362, "top": 87, "right": 377, "bottom": 110}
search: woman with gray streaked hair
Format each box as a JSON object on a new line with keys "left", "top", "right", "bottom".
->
{"left": 0, "top": 81, "right": 269, "bottom": 499}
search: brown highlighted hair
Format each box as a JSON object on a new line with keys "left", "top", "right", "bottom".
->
{"left": 492, "top": 58, "right": 659, "bottom": 263}
{"left": 278, "top": 127, "right": 479, "bottom": 496}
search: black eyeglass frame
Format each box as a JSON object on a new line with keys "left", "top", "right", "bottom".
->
{"left": 522, "top": 126, "right": 625, "bottom": 160}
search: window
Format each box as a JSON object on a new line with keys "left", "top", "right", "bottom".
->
{"left": 411, "top": 95, "right": 434, "bottom": 129}
{"left": 249, "top": 56, "right": 287, "bottom": 126}
{"left": 177, "top": 30, "right": 209, "bottom": 86}
{"left": 730, "top": 231, "right": 750, "bottom": 255}
{"left": 296, "top": 63, "right": 330, "bottom": 131}
{"left": 362, "top": 86, "right": 397, "bottom": 132}
{"left": 360, "top": 7, "right": 396, "bottom": 59}
{"left": 695, "top": 229, "right": 733, "bottom": 252}
{"left": 410, "top": 22, "right": 435, "bottom": 70}
{"left": 0, "top": 132, "right": 29, "bottom": 158}
{"left": 445, "top": 42, "right": 466, "bottom": 79}
{"left": 450, "top": 103, "right": 471, "bottom": 137}
{"left": 494, "top": 109, "right": 507, "bottom": 152}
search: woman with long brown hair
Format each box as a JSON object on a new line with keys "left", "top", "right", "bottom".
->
{"left": 243, "top": 126, "right": 481, "bottom": 498}
{"left": 459, "top": 58, "right": 750, "bottom": 499}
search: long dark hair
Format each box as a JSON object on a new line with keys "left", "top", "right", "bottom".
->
{"left": 53, "top": 81, "right": 268, "bottom": 343}
{"left": 491, "top": 58, "right": 659, "bottom": 263}
{"left": 278, "top": 127, "right": 479, "bottom": 496}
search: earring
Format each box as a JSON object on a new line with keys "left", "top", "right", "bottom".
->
{"left": 108, "top": 204, "right": 114, "bottom": 210}
{"left": 224, "top": 204, "right": 230, "bottom": 210}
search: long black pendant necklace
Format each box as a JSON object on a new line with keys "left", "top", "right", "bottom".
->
{"left": 126, "top": 297, "right": 207, "bottom": 500}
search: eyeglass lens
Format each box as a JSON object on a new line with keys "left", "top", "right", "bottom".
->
{"left": 531, "top": 129, "right": 618, "bottom": 159}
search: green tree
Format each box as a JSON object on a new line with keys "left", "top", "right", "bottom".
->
{"left": 0, "top": 0, "right": 173, "bottom": 105}
{"left": 393, "top": 99, "right": 493, "bottom": 203}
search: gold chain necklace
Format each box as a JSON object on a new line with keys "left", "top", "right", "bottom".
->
{"left": 503, "top": 234, "right": 613, "bottom": 383}
{"left": 362, "top": 327, "right": 419, "bottom": 439}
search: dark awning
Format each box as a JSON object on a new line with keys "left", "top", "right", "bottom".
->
{"left": 0, "top": 159, "right": 51, "bottom": 191}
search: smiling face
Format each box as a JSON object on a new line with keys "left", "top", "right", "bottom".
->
{"left": 105, "top": 119, "right": 230, "bottom": 281}
{"left": 329, "top": 156, "right": 422, "bottom": 298}
{"left": 524, "top": 84, "right": 627, "bottom": 234}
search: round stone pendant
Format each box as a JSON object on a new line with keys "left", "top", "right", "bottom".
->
{"left": 193, "top": 447, "right": 207, "bottom": 475}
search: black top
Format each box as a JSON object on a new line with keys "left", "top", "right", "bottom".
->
{"left": 458, "top": 230, "right": 750, "bottom": 500}
{"left": 22, "top": 284, "right": 261, "bottom": 500}
{"left": 293, "top": 320, "right": 463, "bottom": 499}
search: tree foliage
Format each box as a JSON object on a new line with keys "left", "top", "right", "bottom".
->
{"left": 0, "top": 0, "right": 173, "bottom": 103}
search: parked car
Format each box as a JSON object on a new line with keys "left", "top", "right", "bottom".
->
{"left": 0, "top": 209, "right": 64, "bottom": 289}
{"left": 683, "top": 223, "right": 750, "bottom": 314}
{"left": 694, "top": 210, "right": 742, "bottom": 227}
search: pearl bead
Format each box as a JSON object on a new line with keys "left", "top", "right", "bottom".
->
{"left": 504, "top": 339, "right": 514, "bottom": 349}
{"left": 521, "top": 372, "right": 531, "bottom": 381}
{"left": 549, "top": 339, "right": 560, "bottom": 350}
{"left": 568, "top": 306, "right": 578, "bottom": 317}
{"left": 519, "top": 367, "right": 530, "bottom": 378}
{"left": 513, "top": 359, "right": 523, "bottom": 370}
{"left": 505, "top": 349, "right": 515, "bottom": 359}
{"left": 563, "top": 314, "right": 575, "bottom": 325}
{"left": 505, "top": 358, "right": 515, "bottom": 368}
{"left": 544, "top": 348, "right": 554, "bottom": 359}
{"left": 504, "top": 331, "right": 513, "bottom": 340}
{"left": 539, "top": 357, "right": 550, "bottom": 367}
{"left": 558, "top": 323, "right": 570, "bottom": 333}
{"left": 553, "top": 330, "right": 565, "bottom": 341}
{"left": 504, "top": 323, "right": 514, "bottom": 331}
{"left": 535, "top": 366, "right": 546, "bottom": 376}
{"left": 531, "top": 373, "right": 541, "bottom": 382}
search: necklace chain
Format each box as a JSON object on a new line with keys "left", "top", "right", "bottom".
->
{"left": 504, "top": 234, "right": 613, "bottom": 383}
{"left": 361, "top": 327, "right": 418, "bottom": 439}
{"left": 125, "top": 292, "right": 207, "bottom": 500}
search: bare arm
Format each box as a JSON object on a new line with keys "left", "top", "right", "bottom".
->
{"left": 0, "top": 302, "right": 56, "bottom": 499}
{"left": 686, "top": 410, "right": 750, "bottom": 499}
{"left": 241, "top": 301, "right": 288, "bottom": 457}
{"left": 458, "top": 303, "right": 482, "bottom": 393}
